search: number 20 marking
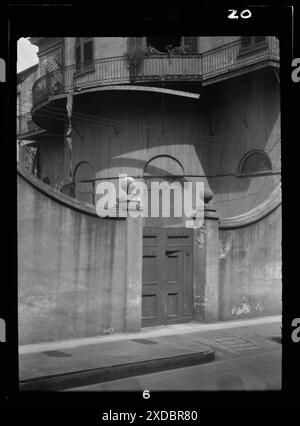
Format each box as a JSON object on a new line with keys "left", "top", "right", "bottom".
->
{"left": 228, "top": 9, "right": 252, "bottom": 19}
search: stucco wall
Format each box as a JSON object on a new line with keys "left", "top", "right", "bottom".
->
{"left": 17, "top": 68, "right": 39, "bottom": 120}
{"left": 218, "top": 205, "right": 282, "bottom": 320}
{"left": 206, "top": 68, "right": 281, "bottom": 218}
{"left": 37, "top": 39, "right": 64, "bottom": 76}
{"left": 199, "top": 36, "right": 240, "bottom": 53}
{"left": 39, "top": 136, "right": 65, "bottom": 190}
{"left": 64, "top": 37, "right": 241, "bottom": 65}
{"left": 68, "top": 90, "right": 212, "bottom": 187}
{"left": 18, "top": 172, "right": 130, "bottom": 345}
{"left": 64, "top": 37, "right": 127, "bottom": 67}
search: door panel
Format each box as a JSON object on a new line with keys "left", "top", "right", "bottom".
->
{"left": 165, "top": 250, "right": 183, "bottom": 321}
{"left": 142, "top": 246, "right": 160, "bottom": 326}
{"left": 142, "top": 227, "right": 193, "bottom": 327}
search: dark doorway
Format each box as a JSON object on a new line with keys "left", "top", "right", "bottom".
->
{"left": 147, "top": 37, "right": 182, "bottom": 52}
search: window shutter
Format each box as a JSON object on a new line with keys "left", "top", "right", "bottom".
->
{"left": 183, "top": 37, "right": 198, "bottom": 53}
{"left": 83, "top": 40, "right": 93, "bottom": 66}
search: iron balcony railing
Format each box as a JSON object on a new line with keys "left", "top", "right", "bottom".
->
{"left": 32, "top": 37, "right": 279, "bottom": 108}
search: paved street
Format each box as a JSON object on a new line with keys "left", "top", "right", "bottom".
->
{"left": 68, "top": 349, "right": 280, "bottom": 391}
{"left": 65, "top": 319, "right": 282, "bottom": 391}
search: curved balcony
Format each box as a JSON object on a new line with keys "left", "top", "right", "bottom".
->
{"left": 32, "top": 37, "right": 279, "bottom": 110}
{"left": 17, "top": 112, "right": 45, "bottom": 140}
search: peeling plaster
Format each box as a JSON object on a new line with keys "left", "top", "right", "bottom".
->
{"left": 193, "top": 295, "right": 207, "bottom": 311}
{"left": 219, "top": 236, "right": 232, "bottom": 259}
{"left": 196, "top": 228, "right": 206, "bottom": 248}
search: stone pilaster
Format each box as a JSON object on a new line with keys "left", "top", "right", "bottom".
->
{"left": 193, "top": 203, "right": 220, "bottom": 323}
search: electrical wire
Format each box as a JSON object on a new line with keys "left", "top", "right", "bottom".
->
{"left": 17, "top": 100, "right": 281, "bottom": 148}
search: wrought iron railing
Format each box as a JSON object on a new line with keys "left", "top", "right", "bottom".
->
{"left": 32, "top": 37, "right": 279, "bottom": 108}
{"left": 201, "top": 36, "right": 279, "bottom": 77}
{"left": 17, "top": 140, "right": 39, "bottom": 176}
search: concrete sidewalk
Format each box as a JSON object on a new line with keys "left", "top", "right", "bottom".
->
{"left": 19, "top": 315, "right": 281, "bottom": 391}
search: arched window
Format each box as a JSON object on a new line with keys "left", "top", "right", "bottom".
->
{"left": 143, "top": 155, "right": 184, "bottom": 178}
{"left": 73, "top": 161, "right": 95, "bottom": 204}
{"left": 238, "top": 150, "right": 272, "bottom": 176}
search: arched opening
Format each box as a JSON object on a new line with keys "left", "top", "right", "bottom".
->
{"left": 141, "top": 156, "right": 194, "bottom": 328}
{"left": 238, "top": 150, "right": 272, "bottom": 176}
{"left": 73, "top": 161, "right": 95, "bottom": 204}
{"left": 143, "top": 155, "right": 185, "bottom": 226}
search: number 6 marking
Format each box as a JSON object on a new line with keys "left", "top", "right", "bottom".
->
{"left": 143, "top": 390, "right": 150, "bottom": 399}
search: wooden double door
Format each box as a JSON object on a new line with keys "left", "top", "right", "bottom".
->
{"left": 142, "top": 227, "right": 193, "bottom": 327}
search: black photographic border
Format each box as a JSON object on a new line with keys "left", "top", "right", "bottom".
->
{"left": 2, "top": 0, "right": 299, "bottom": 418}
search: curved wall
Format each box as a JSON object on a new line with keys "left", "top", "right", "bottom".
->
{"left": 17, "top": 167, "right": 141, "bottom": 345}
{"left": 206, "top": 68, "right": 281, "bottom": 218}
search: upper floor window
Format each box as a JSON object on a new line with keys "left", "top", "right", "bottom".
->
{"left": 240, "top": 36, "right": 267, "bottom": 52}
{"left": 75, "top": 37, "right": 94, "bottom": 72}
{"left": 238, "top": 150, "right": 272, "bottom": 176}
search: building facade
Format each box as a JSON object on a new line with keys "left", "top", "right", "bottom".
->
{"left": 17, "top": 64, "right": 40, "bottom": 172}
{"left": 17, "top": 36, "right": 281, "bottom": 344}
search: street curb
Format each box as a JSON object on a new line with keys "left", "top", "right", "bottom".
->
{"left": 19, "top": 349, "right": 215, "bottom": 391}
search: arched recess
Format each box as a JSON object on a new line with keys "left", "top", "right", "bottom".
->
{"left": 73, "top": 161, "right": 95, "bottom": 205}
{"left": 143, "top": 155, "right": 185, "bottom": 226}
{"left": 238, "top": 150, "right": 272, "bottom": 176}
{"left": 143, "top": 155, "right": 185, "bottom": 177}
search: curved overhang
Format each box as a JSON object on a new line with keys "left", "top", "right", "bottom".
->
{"left": 72, "top": 84, "right": 201, "bottom": 98}
{"left": 219, "top": 184, "right": 281, "bottom": 229}
{"left": 32, "top": 84, "right": 200, "bottom": 115}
